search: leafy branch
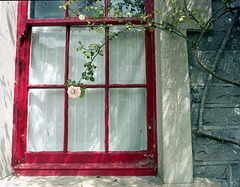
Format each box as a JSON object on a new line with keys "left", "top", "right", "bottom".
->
{"left": 61, "top": 0, "right": 240, "bottom": 145}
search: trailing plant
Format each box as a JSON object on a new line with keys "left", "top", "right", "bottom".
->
{"left": 60, "top": 0, "right": 240, "bottom": 146}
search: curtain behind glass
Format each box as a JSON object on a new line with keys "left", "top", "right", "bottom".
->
{"left": 109, "top": 26, "right": 145, "bottom": 84}
{"left": 109, "top": 88, "right": 147, "bottom": 151}
{"left": 29, "top": 27, "right": 66, "bottom": 85}
{"left": 69, "top": 27, "right": 105, "bottom": 84}
{"left": 27, "top": 89, "right": 64, "bottom": 152}
{"left": 68, "top": 88, "right": 105, "bottom": 151}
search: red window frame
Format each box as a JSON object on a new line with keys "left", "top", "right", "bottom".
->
{"left": 12, "top": 0, "right": 157, "bottom": 176}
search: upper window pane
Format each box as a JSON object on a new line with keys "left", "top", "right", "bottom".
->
{"left": 108, "top": 0, "right": 145, "bottom": 17}
{"left": 69, "top": 0, "right": 105, "bottom": 17}
{"left": 109, "top": 26, "right": 146, "bottom": 84}
{"left": 29, "top": 27, "right": 66, "bottom": 85}
{"left": 29, "top": 1, "right": 65, "bottom": 19}
{"left": 69, "top": 26, "right": 105, "bottom": 84}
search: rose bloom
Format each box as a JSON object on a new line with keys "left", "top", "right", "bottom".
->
{"left": 78, "top": 14, "right": 85, "bottom": 21}
{"left": 67, "top": 86, "right": 81, "bottom": 98}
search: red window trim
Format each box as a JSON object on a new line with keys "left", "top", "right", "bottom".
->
{"left": 12, "top": 0, "right": 157, "bottom": 176}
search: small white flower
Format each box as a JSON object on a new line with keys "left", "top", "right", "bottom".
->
{"left": 126, "top": 12, "right": 131, "bottom": 17}
{"left": 179, "top": 16, "right": 185, "bottom": 22}
{"left": 67, "top": 86, "right": 81, "bottom": 98}
{"left": 78, "top": 14, "right": 85, "bottom": 21}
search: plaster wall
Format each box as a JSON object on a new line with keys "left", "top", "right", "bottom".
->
{"left": 155, "top": 0, "right": 220, "bottom": 186}
{"left": 0, "top": 1, "right": 18, "bottom": 179}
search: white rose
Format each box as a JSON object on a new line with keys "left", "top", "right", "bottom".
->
{"left": 67, "top": 86, "right": 81, "bottom": 98}
{"left": 126, "top": 12, "right": 131, "bottom": 17}
{"left": 78, "top": 14, "right": 85, "bottom": 21}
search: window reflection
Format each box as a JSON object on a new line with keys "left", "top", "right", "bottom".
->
{"left": 30, "top": 1, "right": 65, "bottom": 19}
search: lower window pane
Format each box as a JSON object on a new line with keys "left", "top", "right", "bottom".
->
{"left": 109, "top": 88, "right": 147, "bottom": 151}
{"left": 27, "top": 89, "right": 65, "bottom": 152}
{"left": 68, "top": 88, "right": 105, "bottom": 151}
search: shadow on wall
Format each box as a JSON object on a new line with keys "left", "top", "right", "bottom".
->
{"left": 0, "top": 1, "right": 17, "bottom": 179}
{"left": 0, "top": 75, "right": 14, "bottom": 179}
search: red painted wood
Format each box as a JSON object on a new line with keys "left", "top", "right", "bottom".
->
{"left": 23, "top": 151, "right": 148, "bottom": 163}
{"left": 64, "top": 26, "right": 70, "bottom": 153}
{"left": 105, "top": 28, "right": 110, "bottom": 152}
{"left": 12, "top": 1, "right": 22, "bottom": 166}
{"left": 26, "top": 18, "right": 144, "bottom": 26}
{"left": 14, "top": 168, "right": 155, "bottom": 176}
{"left": 27, "top": 84, "right": 146, "bottom": 88}
{"left": 27, "top": 85, "right": 65, "bottom": 88}
{"left": 65, "top": 0, "right": 69, "bottom": 18}
{"left": 12, "top": 0, "right": 158, "bottom": 176}
{"left": 105, "top": 0, "right": 108, "bottom": 17}
{"left": 12, "top": 1, "right": 29, "bottom": 165}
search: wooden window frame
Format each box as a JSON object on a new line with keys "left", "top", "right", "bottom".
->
{"left": 12, "top": 0, "right": 157, "bottom": 176}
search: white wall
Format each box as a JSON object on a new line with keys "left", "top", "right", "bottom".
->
{"left": 0, "top": 1, "right": 18, "bottom": 179}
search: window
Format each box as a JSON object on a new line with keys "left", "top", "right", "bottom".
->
{"left": 13, "top": 0, "right": 157, "bottom": 176}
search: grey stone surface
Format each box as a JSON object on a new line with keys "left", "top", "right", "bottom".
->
{"left": 188, "top": 0, "right": 240, "bottom": 186}
{"left": 191, "top": 107, "right": 240, "bottom": 127}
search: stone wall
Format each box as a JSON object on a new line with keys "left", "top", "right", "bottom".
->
{"left": 0, "top": 1, "right": 18, "bottom": 179}
{"left": 188, "top": 1, "right": 240, "bottom": 186}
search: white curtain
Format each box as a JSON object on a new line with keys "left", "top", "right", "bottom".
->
{"left": 27, "top": 26, "right": 147, "bottom": 152}
{"left": 68, "top": 88, "right": 105, "bottom": 151}
{"left": 27, "top": 27, "right": 66, "bottom": 152}
{"left": 29, "top": 27, "right": 66, "bottom": 85}
{"left": 109, "top": 88, "right": 147, "bottom": 151}
{"left": 69, "top": 26, "right": 105, "bottom": 84}
{"left": 27, "top": 89, "right": 65, "bottom": 152}
{"left": 109, "top": 26, "right": 146, "bottom": 84}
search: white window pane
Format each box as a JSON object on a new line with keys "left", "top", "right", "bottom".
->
{"left": 109, "top": 88, "right": 147, "bottom": 151}
{"left": 29, "top": 27, "right": 66, "bottom": 85}
{"left": 68, "top": 88, "right": 105, "bottom": 151}
{"left": 109, "top": 26, "right": 146, "bottom": 84}
{"left": 69, "top": 27, "right": 105, "bottom": 84}
{"left": 27, "top": 89, "right": 65, "bottom": 152}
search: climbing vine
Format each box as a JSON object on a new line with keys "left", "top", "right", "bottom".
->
{"left": 60, "top": 0, "right": 240, "bottom": 146}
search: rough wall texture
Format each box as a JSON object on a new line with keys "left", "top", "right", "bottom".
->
{"left": 188, "top": 1, "right": 240, "bottom": 187}
{"left": 0, "top": 1, "right": 18, "bottom": 179}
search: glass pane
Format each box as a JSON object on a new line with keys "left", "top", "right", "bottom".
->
{"left": 109, "top": 26, "right": 145, "bottom": 84}
{"left": 69, "top": 0, "right": 104, "bottom": 17}
{"left": 29, "top": 27, "right": 66, "bottom": 85}
{"left": 69, "top": 27, "right": 105, "bottom": 84}
{"left": 109, "top": 88, "right": 147, "bottom": 151}
{"left": 29, "top": 1, "right": 65, "bottom": 19}
{"left": 68, "top": 88, "right": 105, "bottom": 151}
{"left": 27, "top": 89, "right": 64, "bottom": 152}
{"left": 108, "top": 0, "right": 145, "bottom": 17}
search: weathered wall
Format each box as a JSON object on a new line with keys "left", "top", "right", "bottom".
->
{"left": 188, "top": 1, "right": 240, "bottom": 186}
{"left": 0, "top": 1, "right": 18, "bottom": 179}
